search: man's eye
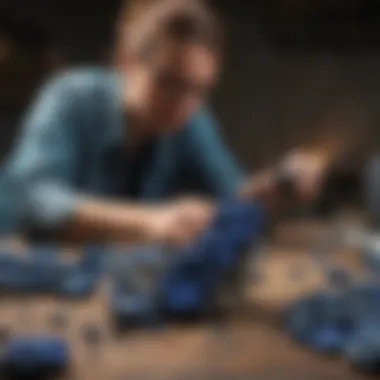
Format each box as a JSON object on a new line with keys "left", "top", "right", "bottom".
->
{"left": 156, "top": 72, "right": 208, "bottom": 97}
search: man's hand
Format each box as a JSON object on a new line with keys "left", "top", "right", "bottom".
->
{"left": 145, "top": 198, "right": 216, "bottom": 247}
{"left": 62, "top": 197, "right": 215, "bottom": 246}
{"left": 239, "top": 150, "right": 328, "bottom": 212}
{"left": 279, "top": 150, "right": 328, "bottom": 204}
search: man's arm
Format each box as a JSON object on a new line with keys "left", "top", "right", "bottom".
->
{"left": 6, "top": 72, "right": 162, "bottom": 243}
{"left": 182, "top": 109, "right": 326, "bottom": 208}
{"left": 181, "top": 109, "right": 246, "bottom": 198}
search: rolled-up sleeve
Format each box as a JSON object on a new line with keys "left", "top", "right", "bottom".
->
{"left": 182, "top": 108, "right": 245, "bottom": 198}
{"left": 7, "top": 74, "right": 81, "bottom": 229}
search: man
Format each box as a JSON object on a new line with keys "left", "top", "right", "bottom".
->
{"left": 3, "top": 0, "right": 325, "bottom": 245}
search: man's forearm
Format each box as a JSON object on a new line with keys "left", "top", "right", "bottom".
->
{"left": 59, "top": 199, "right": 155, "bottom": 243}
{"left": 237, "top": 172, "right": 292, "bottom": 218}
{"left": 237, "top": 172, "right": 276, "bottom": 202}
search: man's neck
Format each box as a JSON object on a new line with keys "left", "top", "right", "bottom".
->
{"left": 123, "top": 107, "right": 155, "bottom": 150}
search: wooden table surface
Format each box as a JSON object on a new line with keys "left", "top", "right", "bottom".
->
{"left": 0, "top": 220, "right": 374, "bottom": 380}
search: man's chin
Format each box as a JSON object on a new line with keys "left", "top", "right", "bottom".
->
{"left": 157, "top": 121, "right": 184, "bottom": 134}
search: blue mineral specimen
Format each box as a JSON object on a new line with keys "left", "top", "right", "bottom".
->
{"left": 1, "top": 336, "right": 69, "bottom": 378}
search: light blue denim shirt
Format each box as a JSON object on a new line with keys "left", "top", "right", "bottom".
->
{"left": 2, "top": 67, "right": 244, "bottom": 231}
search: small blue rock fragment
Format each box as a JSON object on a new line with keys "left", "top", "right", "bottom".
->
{"left": 342, "top": 283, "right": 380, "bottom": 324}
{"left": 284, "top": 291, "right": 353, "bottom": 351}
{"left": 60, "top": 269, "right": 98, "bottom": 298}
{"left": 2, "top": 336, "right": 69, "bottom": 378}
{"left": 30, "top": 244, "right": 60, "bottom": 262}
{"left": 343, "top": 323, "right": 380, "bottom": 373}
{"left": 310, "top": 325, "right": 348, "bottom": 355}
{"left": 326, "top": 267, "right": 352, "bottom": 289}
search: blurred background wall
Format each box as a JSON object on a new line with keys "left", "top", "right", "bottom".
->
{"left": 1, "top": 0, "right": 380, "bottom": 170}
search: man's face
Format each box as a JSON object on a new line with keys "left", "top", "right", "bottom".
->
{"left": 123, "top": 41, "right": 219, "bottom": 133}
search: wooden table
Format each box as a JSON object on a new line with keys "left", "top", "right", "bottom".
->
{"left": 0, "top": 221, "right": 374, "bottom": 380}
